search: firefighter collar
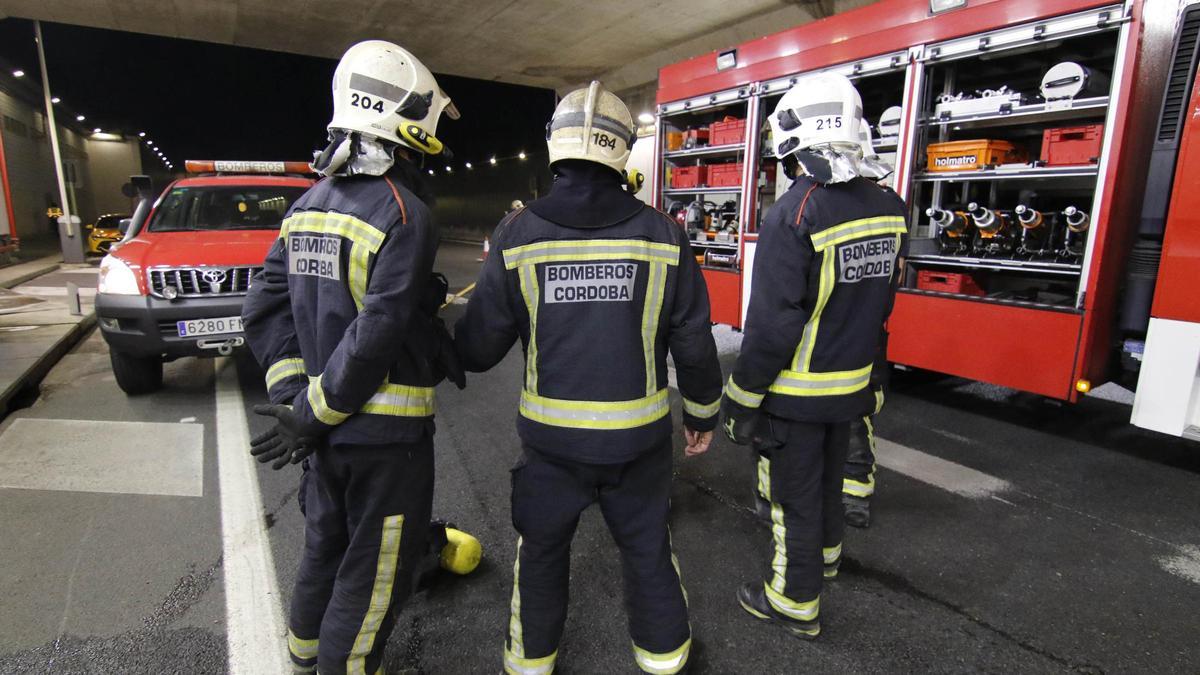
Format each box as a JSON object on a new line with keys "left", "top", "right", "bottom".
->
{"left": 528, "top": 161, "right": 644, "bottom": 229}
{"left": 794, "top": 145, "right": 892, "bottom": 185}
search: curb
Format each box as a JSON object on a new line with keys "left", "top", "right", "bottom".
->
{"left": 0, "top": 259, "right": 63, "bottom": 290}
{"left": 0, "top": 312, "right": 97, "bottom": 419}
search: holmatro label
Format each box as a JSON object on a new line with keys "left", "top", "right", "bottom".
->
{"left": 544, "top": 263, "right": 637, "bottom": 303}
{"left": 289, "top": 235, "right": 341, "bottom": 280}
{"left": 839, "top": 237, "right": 896, "bottom": 283}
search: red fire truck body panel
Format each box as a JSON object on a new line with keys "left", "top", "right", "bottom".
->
{"left": 1152, "top": 63, "right": 1200, "bottom": 325}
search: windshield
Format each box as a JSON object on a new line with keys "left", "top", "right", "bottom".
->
{"left": 148, "top": 185, "right": 307, "bottom": 232}
{"left": 95, "top": 215, "right": 129, "bottom": 230}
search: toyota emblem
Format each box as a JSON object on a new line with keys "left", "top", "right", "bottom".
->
{"left": 201, "top": 268, "right": 227, "bottom": 293}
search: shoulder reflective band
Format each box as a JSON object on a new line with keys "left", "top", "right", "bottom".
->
{"left": 346, "top": 514, "right": 404, "bottom": 675}
{"left": 682, "top": 396, "right": 720, "bottom": 419}
{"left": 633, "top": 637, "right": 692, "bottom": 674}
{"left": 361, "top": 383, "right": 436, "bottom": 417}
{"left": 282, "top": 211, "right": 387, "bottom": 310}
{"left": 502, "top": 239, "right": 679, "bottom": 269}
{"left": 724, "top": 376, "right": 764, "bottom": 409}
{"left": 519, "top": 388, "right": 669, "bottom": 430}
{"left": 769, "top": 364, "right": 872, "bottom": 397}
{"left": 809, "top": 216, "right": 906, "bottom": 252}
{"left": 266, "top": 357, "right": 306, "bottom": 392}
{"left": 306, "top": 374, "right": 352, "bottom": 425}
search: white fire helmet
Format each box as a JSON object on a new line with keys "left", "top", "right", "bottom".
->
{"left": 546, "top": 81, "right": 636, "bottom": 174}
{"left": 329, "top": 40, "right": 459, "bottom": 156}
{"left": 769, "top": 72, "right": 863, "bottom": 159}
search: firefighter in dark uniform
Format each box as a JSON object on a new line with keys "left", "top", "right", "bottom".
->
{"left": 454, "top": 81, "right": 722, "bottom": 675}
{"left": 721, "top": 72, "right": 907, "bottom": 639}
{"left": 242, "top": 40, "right": 470, "bottom": 675}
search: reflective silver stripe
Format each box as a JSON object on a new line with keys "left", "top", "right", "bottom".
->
{"left": 682, "top": 397, "right": 719, "bottom": 419}
{"left": 794, "top": 101, "right": 844, "bottom": 118}
{"left": 769, "top": 365, "right": 872, "bottom": 397}
{"left": 502, "top": 239, "right": 679, "bottom": 269}
{"left": 348, "top": 72, "right": 409, "bottom": 103}
{"left": 724, "top": 376, "right": 764, "bottom": 408}
{"left": 519, "top": 389, "right": 669, "bottom": 430}
{"left": 518, "top": 264, "right": 540, "bottom": 394}
{"left": 360, "top": 384, "right": 435, "bottom": 417}
{"left": 549, "top": 111, "right": 632, "bottom": 139}
{"left": 809, "top": 216, "right": 906, "bottom": 252}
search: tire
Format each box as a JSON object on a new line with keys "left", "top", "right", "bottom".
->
{"left": 110, "top": 349, "right": 163, "bottom": 395}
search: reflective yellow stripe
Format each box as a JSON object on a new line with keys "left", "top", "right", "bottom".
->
{"left": 763, "top": 584, "right": 820, "bottom": 621}
{"left": 283, "top": 211, "right": 386, "bottom": 311}
{"left": 874, "top": 389, "right": 886, "bottom": 415}
{"left": 756, "top": 455, "right": 771, "bottom": 501}
{"left": 307, "top": 376, "right": 434, "bottom": 419}
{"left": 346, "top": 514, "right": 404, "bottom": 675}
{"left": 508, "top": 537, "right": 525, "bottom": 658}
{"left": 349, "top": 241, "right": 372, "bottom": 310}
{"left": 809, "top": 216, "right": 906, "bottom": 252}
{"left": 266, "top": 357, "right": 306, "bottom": 392}
{"left": 642, "top": 261, "right": 667, "bottom": 395}
{"left": 288, "top": 629, "right": 319, "bottom": 661}
{"left": 504, "top": 650, "right": 556, "bottom": 675}
{"left": 823, "top": 543, "right": 843, "bottom": 565}
{"left": 724, "top": 376, "right": 764, "bottom": 409}
{"left": 518, "top": 264, "right": 540, "bottom": 395}
{"left": 360, "top": 383, "right": 436, "bottom": 417}
{"left": 632, "top": 637, "right": 692, "bottom": 674}
{"left": 520, "top": 389, "right": 669, "bottom": 430}
{"left": 682, "top": 397, "right": 719, "bottom": 419}
{"left": 502, "top": 239, "right": 680, "bottom": 269}
{"left": 768, "top": 502, "right": 788, "bottom": 595}
{"left": 307, "top": 374, "right": 352, "bottom": 425}
{"left": 793, "top": 248, "right": 837, "bottom": 372}
{"left": 769, "top": 364, "right": 872, "bottom": 397}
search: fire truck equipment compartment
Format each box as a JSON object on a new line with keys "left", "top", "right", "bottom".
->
{"left": 927, "top": 139, "right": 1017, "bottom": 172}
{"left": 709, "top": 116, "right": 747, "bottom": 146}
{"left": 1040, "top": 125, "right": 1105, "bottom": 166}
{"left": 916, "top": 270, "right": 985, "bottom": 296}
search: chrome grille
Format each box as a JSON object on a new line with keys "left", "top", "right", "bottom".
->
{"left": 148, "top": 266, "right": 260, "bottom": 298}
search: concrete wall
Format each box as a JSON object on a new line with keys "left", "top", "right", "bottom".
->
{"left": 0, "top": 86, "right": 141, "bottom": 241}
{"left": 429, "top": 154, "right": 552, "bottom": 242}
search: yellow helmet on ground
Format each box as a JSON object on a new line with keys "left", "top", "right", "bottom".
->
{"left": 439, "top": 527, "right": 482, "bottom": 575}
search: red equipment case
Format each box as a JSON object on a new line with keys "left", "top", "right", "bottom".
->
{"left": 1040, "top": 124, "right": 1105, "bottom": 166}
{"left": 683, "top": 128, "right": 710, "bottom": 148}
{"left": 916, "top": 270, "right": 985, "bottom": 296}
{"left": 670, "top": 165, "right": 707, "bottom": 189}
{"left": 707, "top": 162, "right": 743, "bottom": 187}
{"left": 709, "top": 117, "right": 746, "bottom": 146}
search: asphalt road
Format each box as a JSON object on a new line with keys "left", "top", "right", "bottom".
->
{"left": 0, "top": 242, "right": 1198, "bottom": 674}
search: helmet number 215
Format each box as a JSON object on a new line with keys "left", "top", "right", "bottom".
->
{"left": 814, "top": 116, "right": 843, "bottom": 130}
{"left": 350, "top": 92, "right": 386, "bottom": 113}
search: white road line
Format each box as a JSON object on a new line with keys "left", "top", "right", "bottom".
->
{"left": 1157, "top": 545, "right": 1200, "bottom": 585}
{"left": 875, "top": 437, "right": 1011, "bottom": 499}
{"left": 215, "top": 358, "right": 289, "bottom": 674}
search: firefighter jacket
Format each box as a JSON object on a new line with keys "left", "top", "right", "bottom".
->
{"left": 726, "top": 175, "right": 907, "bottom": 423}
{"left": 243, "top": 163, "right": 440, "bottom": 446}
{"left": 454, "top": 163, "right": 722, "bottom": 464}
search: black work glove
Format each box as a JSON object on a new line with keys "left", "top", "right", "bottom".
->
{"left": 249, "top": 404, "right": 326, "bottom": 470}
{"left": 720, "top": 396, "right": 762, "bottom": 446}
{"left": 431, "top": 317, "right": 466, "bottom": 389}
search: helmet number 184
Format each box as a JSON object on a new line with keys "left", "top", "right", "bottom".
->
{"left": 350, "top": 92, "right": 386, "bottom": 113}
{"left": 814, "top": 116, "right": 843, "bottom": 130}
{"left": 592, "top": 132, "right": 617, "bottom": 150}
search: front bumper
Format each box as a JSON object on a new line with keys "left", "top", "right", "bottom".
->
{"left": 96, "top": 292, "right": 249, "bottom": 359}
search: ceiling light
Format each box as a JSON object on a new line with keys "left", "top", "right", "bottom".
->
{"left": 465, "top": 162, "right": 473, "bottom": 169}
{"left": 428, "top": 169, "right": 434, "bottom": 175}
{"left": 138, "top": 132, "right": 145, "bottom": 137}
{"left": 92, "top": 127, "right": 101, "bottom": 133}
{"left": 445, "top": 166, "right": 452, "bottom": 172}
{"left": 12, "top": 70, "right": 24, "bottom": 78}
{"left": 76, "top": 115, "right": 85, "bottom": 121}
{"left": 490, "top": 157, "right": 497, "bottom": 165}
{"left": 51, "top": 96, "right": 61, "bottom": 104}
{"left": 518, "top": 151, "right": 527, "bottom": 160}
{"left": 637, "top": 112, "right": 655, "bottom": 124}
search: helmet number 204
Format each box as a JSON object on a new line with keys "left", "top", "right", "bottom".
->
{"left": 350, "top": 92, "right": 386, "bottom": 113}
{"left": 814, "top": 116, "right": 843, "bottom": 130}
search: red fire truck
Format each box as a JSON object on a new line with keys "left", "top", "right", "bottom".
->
{"left": 96, "top": 160, "right": 313, "bottom": 394}
{"left": 652, "top": 0, "right": 1200, "bottom": 439}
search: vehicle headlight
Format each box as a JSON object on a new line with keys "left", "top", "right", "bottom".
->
{"left": 97, "top": 255, "right": 141, "bottom": 295}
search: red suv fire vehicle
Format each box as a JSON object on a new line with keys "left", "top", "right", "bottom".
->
{"left": 96, "top": 160, "right": 314, "bottom": 394}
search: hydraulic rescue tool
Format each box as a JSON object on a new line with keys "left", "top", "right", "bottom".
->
{"left": 1014, "top": 205, "right": 1058, "bottom": 259}
{"left": 1060, "top": 206, "right": 1091, "bottom": 261}
{"left": 968, "top": 202, "right": 1017, "bottom": 257}
{"left": 926, "top": 206, "right": 975, "bottom": 255}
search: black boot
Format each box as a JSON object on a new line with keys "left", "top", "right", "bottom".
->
{"left": 736, "top": 583, "right": 820, "bottom": 640}
{"left": 843, "top": 495, "right": 871, "bottom": 529}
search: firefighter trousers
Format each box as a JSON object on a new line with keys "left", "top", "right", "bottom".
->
{"left": 505, "top": 441, "right": 691, "bottom": 675}
{"left": 843, "top": 389, "right": 884, "bottom": 499}
{"left": 754, "top": 415, "right": 849, "bottom": 624}
{"left": 288, "top": 437, "right": 434, "bottom": 675}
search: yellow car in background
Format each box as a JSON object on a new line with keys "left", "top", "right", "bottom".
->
{"left": 86, "top": 213, "right": 130, "bottom": 255}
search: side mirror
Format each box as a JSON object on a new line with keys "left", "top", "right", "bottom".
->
{"left": 118, "top": 218, "right": 133, "bottom": 234}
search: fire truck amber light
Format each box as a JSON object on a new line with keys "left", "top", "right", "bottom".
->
{"left": 97, "top": 256, "right": 140, "bottom": 295}
{"left": 1075, "top": 379, "right": 1092, "bottom": 394}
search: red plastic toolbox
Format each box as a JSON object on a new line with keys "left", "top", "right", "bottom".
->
{"left": 683, "top": 128, "right": 710, "bottom": 149}
{"left": 707, "top": 162, "right": 743, "bottom": 187}
{"left": 1040, "top": 124, "right": 1104, "bottom": 166}
{"left": 671, "top": 165, "right": 707, "bottom": 189}
{"left": 916, "top": 270, "right": 985, "bottom": 296}
{"left": 709, "top": 116, "right": 746, "bottom": 146}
